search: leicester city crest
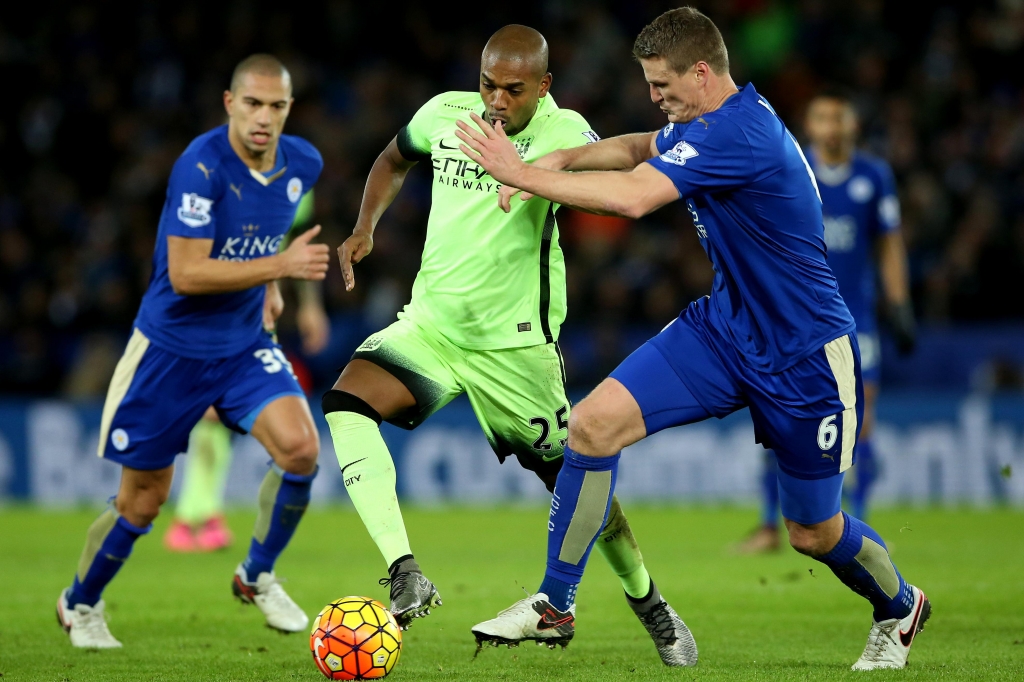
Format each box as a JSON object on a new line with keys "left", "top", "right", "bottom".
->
{"left": 287, "top": 177, "right": 303, "bottom": 203}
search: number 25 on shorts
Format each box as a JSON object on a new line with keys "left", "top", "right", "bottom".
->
{"left": 531, "top": 405, "right": 569, "bottom": 451}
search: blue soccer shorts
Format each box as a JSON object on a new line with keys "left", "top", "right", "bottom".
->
{"left": 611, "top": 298, "right": 864, "bottom": 525}
{"left": 96, "top": 328, "right": 305, "bottom": 470}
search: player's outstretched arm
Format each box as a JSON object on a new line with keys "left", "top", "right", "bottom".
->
{"left": 499, "top": 132, "right": 658, "bottom": 211}
{"left": 457, "top": 115, "right": 677, "bottom": 219}
{"left": 339, "top": 137, "right": 418, "bottom": 292}
{"left": 555, "top": 132, "right": 659, "bottom": 172}
{"left": 167, "top": 225, "right": 329, "bottom": 296}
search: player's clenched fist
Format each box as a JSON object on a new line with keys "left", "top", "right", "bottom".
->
{"left": 279, "top": 225, "right": 330, "bottom": 280}
{"left": 338, "top": 231, "right": 373, "bottom": 292}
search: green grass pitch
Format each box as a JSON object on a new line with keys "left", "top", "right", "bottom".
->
{"left": 0, "top": 505, "right": 1021, "bottom": 681}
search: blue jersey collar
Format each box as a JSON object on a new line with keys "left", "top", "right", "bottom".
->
{"left": 215, "top": 125, "right": 290, "bottom": 185}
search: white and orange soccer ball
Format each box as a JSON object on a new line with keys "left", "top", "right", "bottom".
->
{"left": 310, "top": 597, "right": 402, "bottom": 680}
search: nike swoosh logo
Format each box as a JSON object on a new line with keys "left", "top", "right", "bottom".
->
{"left": 438, "top": 140, "right": 459, "bottom": 150}
{"left": 536, "top": 609, "right": 574, "bottom": 630}
{"left": 899, "top": 596, "right": 924, "bottom": 647}
{"left": 340, "top": 458, "right": 367, "bottom": 476}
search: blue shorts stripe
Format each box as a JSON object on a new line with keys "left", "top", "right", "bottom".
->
{"left": 237, "top": 391, "right": 305, "bottom": 433}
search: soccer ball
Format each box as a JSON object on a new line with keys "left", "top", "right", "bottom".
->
{"left": 310, "top": 597, "right": 402, "bottom": 680}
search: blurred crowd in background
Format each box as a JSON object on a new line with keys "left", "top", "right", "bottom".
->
{"left": 2, "top": 0, "right": 1024, "bottom": 396}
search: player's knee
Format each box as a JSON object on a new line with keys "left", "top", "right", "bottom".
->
{"left": 784, "top": 521, "right": 831, "bottom": 557}
{"left": 116, "top": 492, "right": 165, "bottom": 527}
{"left": 275, "top": 430, "right": 319, "bottom": 475}
{"left": 568, "top": 403, "right": 620, "bottom": 456}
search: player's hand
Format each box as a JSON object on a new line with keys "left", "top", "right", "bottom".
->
{"left": 498, "top": 184, "right": 531, "bottom": 213}
{"left": 496, "top": 152, "right": 566, "bottom": 213}
{"left": 297, "top": 301, "right": 331, "bottom": 355}
{"left": 455, "top": 113, "right": 527, "bottom": 190}
{"left": 338, "top": 231, "right": 373, "bottom": 292}
{"left": 279, "top": 225, "right": 330, "bottom": 280}
{"left": 889, "top": 300, "right": 917, "bottom": 355}
{"left": 263, "top": 281, "right": 284, "bottom": 331}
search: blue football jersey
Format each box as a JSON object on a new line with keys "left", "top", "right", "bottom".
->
{"left": 134, "top": 125, "right": 323, "bottom": 358}
{"left": 804, "top": 149, "right": 900, "bottom": 334}
{"left": 647, "top": 84, "right": 854, "bottom": 373}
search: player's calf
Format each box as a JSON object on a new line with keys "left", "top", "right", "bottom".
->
{"left": 240, "top": 462, "right": 317, "bottom": 584}
{"left": 793, "top": 510, "right": 929, "bottom": 669}
{"left": 59, "top": 505, "right": 152, "bottom": 647}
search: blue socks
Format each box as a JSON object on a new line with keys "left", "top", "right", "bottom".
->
{"left": 538, "top": 575, "right": 578, "bottom": 613}
{"left": 819, "top": 511, "right": 914, "bottom": 621}
{"left": 539, "top": 447, "right": 619, "bottom": 612}
{"left": 761, "top": 451, "right": 780, "bottom": 528}
{"left": 846, "top": 439, "right": 878, "bottom": 520}
{"left": 67, "top": 508, "right": 151, "bottom": 607}
{"left": 243, "top": 464, "right": 317, "bottom": 582}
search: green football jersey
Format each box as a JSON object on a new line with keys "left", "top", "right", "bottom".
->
{"left": 397, "top": 91, "right": 598, "bottom": 350}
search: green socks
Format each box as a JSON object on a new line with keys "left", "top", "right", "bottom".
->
{"left": 176, "top": 419, "right": 233, "bottom": 525}
{"left": 595, "top": 496, "right": 652, "bottom": 599}
{"left": 325, "top": 411, "right": 412, "bottom": 566}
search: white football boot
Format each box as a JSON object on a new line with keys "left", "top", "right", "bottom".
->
{"left": 852, "top": 585, "right": 931, "bottom": 670}
{"left": 232, "top": 565, "right": 309, "bottom": 633}
{"left": 471, "top": 593, "right": 575, "bottom": 653}
{"left": 56, "top": 588, "right": 122, "bottom": 649}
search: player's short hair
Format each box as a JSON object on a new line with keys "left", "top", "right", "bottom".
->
{"left": 808, "top": 86, "right": 859, "bottom": 122}
{"left": 230, "top": 54, "right": 291, "bottom": 93}
{"left": 632, "top": 7, "right": 729, "bottom": 76}
{"left": 811, "top": 85, "right": 855, "bottom": 107}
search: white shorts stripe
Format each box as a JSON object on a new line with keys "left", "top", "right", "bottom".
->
{"left": 97, "top": 328, "right": 150, "bottom": 458}
{"left": 824, "top": 334, "right": 858, "bottom": 472}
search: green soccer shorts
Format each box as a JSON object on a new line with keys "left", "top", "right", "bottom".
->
{"left": 351, "top": 317, "right": 570, "bottom": 477}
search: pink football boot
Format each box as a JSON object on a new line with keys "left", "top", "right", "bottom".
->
{"left": 164, "top": 520, "right": 198, "bottom": 553}
{"left": 196, "top": 515, "right": 233, "bottom": 552}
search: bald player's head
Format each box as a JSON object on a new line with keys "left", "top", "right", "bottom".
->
{"left": 223, "top": 54, "right": 294, "bottom": 166}
{"left": 230, "top": 53, "right": 292, "bottom": 95}
{"left": 482, "top": 25, "right": 549, "bottom": 79}
{"left": 478, "top": 25, "right": 552, "bottom": 136}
